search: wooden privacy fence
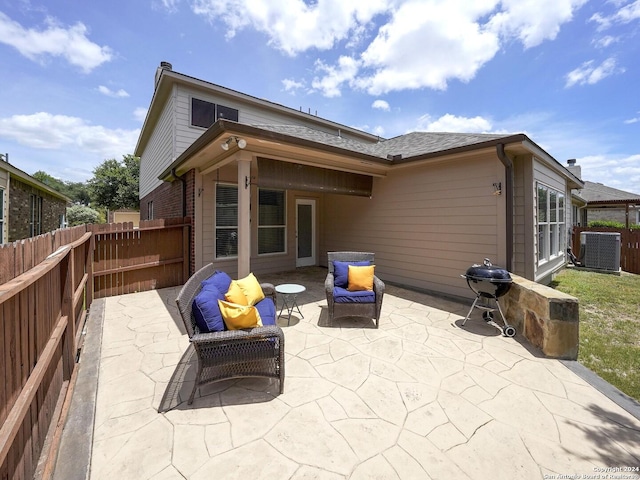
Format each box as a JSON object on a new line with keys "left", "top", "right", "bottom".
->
{"left": 0, "top": 217, "right": 190, "bottom": 480}
{"left": 92, "top": 218, "right": 190, "bottom": 298}
{"left": 0, "top": 230, "right": 93, "bottom": 480}
{"left": 572, "top": 226, "right": 640, "bottom": 275}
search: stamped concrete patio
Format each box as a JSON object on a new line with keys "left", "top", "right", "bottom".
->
{"left": 54, "top": 267, "right": 640, "bottom": 480}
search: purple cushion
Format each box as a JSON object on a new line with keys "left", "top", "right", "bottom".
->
{"left": 255, "top": 298, "right": 276, "bottom": 326}
{"left": 192, "top": 285, "right": 226, "bottom": 333}
{"left": 332, "top": 260, "right": 371, "bottom": 288}
{"left": 333, "top": 286, "right": 376, "bottom": 303}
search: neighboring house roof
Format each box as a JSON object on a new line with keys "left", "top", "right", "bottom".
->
{"left": 0, "top": 160, "right": 71, "bottom": 203}
{"left": 578, "top": 181, "right": 640, "bottom": 204}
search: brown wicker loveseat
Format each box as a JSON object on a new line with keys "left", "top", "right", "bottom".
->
{"left": 325, "top": 252, "right": 385, "bottom": 328}
{"left": 176, "top": 264, "right": 285, "bottom": 404}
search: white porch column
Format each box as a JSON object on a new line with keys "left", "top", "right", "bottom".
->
{"left": 237, "top": 153, "right": 251, "bottom": 277}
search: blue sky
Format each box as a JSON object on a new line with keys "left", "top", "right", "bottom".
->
{"left": 1, "top": 0, "right": 639, "bottom": 195}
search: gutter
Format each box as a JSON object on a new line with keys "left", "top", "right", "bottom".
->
{"left": 496, "top": 144, "right": 514, "bottom": 272}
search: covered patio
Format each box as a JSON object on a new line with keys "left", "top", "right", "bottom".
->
{"left": 54, "top": 267, "right": 640, "bottom": 480}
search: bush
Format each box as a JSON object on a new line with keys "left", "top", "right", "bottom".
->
{"left": 587, "top": 220, "right": 640, "bottom": 229}
{"left": 67, "top": 204, "right": 100, "bottom": 226}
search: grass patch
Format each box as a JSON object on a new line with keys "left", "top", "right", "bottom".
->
{"left": 551, "top": 268, "right": 640, "bottom": 402}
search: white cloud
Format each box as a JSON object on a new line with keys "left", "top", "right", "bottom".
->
{"left": 372, "top": 100, "right": 390, "bottom": 111}
{"left": 565, "top": 58, "right": 624, "bottom": 87}
{"left": 415, "top": 113, "right": 493, "bottom": 133}
{"left": 191, "top": 0, "right": 391, "bottom": 56}
{"left": 590, "top": 0, "right": 640, "bottom": 30}
{"left": 311, "top": 56, "right": 359, "bottom": 97}
{"left": 134, "top": 107, "right": 148, "bottom": 122}
{"left": 488, "top": 0, "right": 587, "bottom": 49}
{"left": 156, "top": 0, "right": 181, "bottom": 13}
{"left": 593, "top": 35, "right": 619, "bottom": 48}
{"left": 189, "top": 1, "right": 587, "bottom": 97}
{"left": 282, "top": 78, "right": 305, "bottom": 94}
{"left": 98, "top": 85, "right": 130, "bottom": 98}
{"left": 578, "top": 154, "right": 640, "bottom": 193}
{"left": 0, "top": 112, "right": 139, "bottom": 159}
{"left": 0, "top": 12, "right": 113, "bottom": 73}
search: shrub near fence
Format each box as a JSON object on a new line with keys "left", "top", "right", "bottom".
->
{"left": 0, "top": 217, "right": 190, "bottom": 480}
{"left": 572, "top": 226, "right": 640, "bottom": 275}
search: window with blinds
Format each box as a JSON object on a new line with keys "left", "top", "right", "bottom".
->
{"left": 215, "top": 184, "right": 238, "bottom": 258}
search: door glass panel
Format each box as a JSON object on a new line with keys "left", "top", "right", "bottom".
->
{"left": 298, "top": 204, "right": 312, "bottom": 258}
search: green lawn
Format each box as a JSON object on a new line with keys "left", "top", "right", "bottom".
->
{"left": 551, "top": 268, "right": 640, "bottom": 402}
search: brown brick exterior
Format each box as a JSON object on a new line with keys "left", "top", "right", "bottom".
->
{"left": 8, "top": 178, "right": 67, "bottom": 242}
{"left": 140, "top": 170, "right": 196, "bottom": 275}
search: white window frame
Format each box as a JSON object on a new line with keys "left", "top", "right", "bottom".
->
{"left": 257, "top": 188, "right": 286, "bottom": 256}
{"left": 536, "top": 183, "right": 565, "bottom": 266}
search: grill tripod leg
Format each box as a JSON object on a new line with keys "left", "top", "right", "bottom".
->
{"left": 461, "top": 296, "right": 481, "bottom": 326}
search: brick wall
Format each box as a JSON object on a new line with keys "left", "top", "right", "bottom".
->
{"left": 140, "top": 169, "right": 196, "bottom": 275}
{"left": 8, "top": 178, "right": 67, "bottom": 242}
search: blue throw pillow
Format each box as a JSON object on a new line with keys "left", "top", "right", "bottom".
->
{"left": 201, "top": 270, "right": 232, "bottom": 295}
{"left": 333, "top": 260, "right": 370, "bottom": 288}
{"left": 255, "top": 298, "right": 276, "bottom": 326}
{"left": 192, "top": 286, "right": 226, "bottom": 332}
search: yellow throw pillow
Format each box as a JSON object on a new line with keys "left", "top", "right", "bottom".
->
{"left": 347, "top": 265, "right": 375, "bottom": 291}
{"left": 236, "top": 272, "right": 265, "bottom": 306}
{"left": 217, "top": 300, "right": 263, "bottom": 330}
{"left": 225, "top": 280, "right": 249, "bottom": 306}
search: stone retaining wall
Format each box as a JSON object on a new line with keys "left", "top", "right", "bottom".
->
{"left": 502, "top": 274, "right": 579, "bottom": 360}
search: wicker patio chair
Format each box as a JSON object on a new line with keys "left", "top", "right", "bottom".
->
{"left": 325, "top": 252, "right": 385, "bottom": 328}
{"left": 176, "top": 264, "right": 285, "bottom": 404}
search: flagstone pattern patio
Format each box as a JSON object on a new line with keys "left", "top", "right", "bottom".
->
{"left": 62, "top": 268, "right": 640, "bottom": 480}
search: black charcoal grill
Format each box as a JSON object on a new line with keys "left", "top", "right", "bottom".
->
{"left": 461, "top": 258, "right": 516, "bottom": 337}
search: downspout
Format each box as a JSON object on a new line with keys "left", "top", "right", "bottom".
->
{"left": 172, "top": 168, "right": 191, "bottom": 276}
{"left": 496, "top": 144, "right": 514, "bottom": 272}
{"left": 172, "top": 168, "right": 187, "bottom": 218}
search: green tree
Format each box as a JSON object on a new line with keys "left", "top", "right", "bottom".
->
{"left": 67, "top": 204, "right": 100, "bottom": 226}
{"left": 32, "top": 171, "right": 91, "bottom": 205}
{"left": 88, "top": 155, "right": 140, "bottom": 210}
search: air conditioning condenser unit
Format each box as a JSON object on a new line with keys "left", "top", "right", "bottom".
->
{"left": 579, "top": 232, "right": 621, "bottom": 272}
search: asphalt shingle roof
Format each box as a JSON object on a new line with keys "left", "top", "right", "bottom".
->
{"left": 578, "top": 180, "right": 640, "bottom": 202}
{"left": 251, "top": 124, "right": 513, "bottom": 161}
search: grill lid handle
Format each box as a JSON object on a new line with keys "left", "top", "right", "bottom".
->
{"left": 483, "top": 258, "right": 492, "bottom": 267}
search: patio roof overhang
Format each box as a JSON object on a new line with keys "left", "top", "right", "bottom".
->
{"left": 159, "top": 120, "right": 392, "bottom": 183}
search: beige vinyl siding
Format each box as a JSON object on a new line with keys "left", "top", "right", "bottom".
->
{"left": 512, "top": 155, "right": 534, "bottom": 279}
{"left": 322, "top": 153, "right": 506, "bottom": 299}
{"left": 139, "top": 90, "right": 176, "bottom": 198}
{"left": 175, "top": 85, "right": 375, "bottom": 146}
{"left": 533, "top": 158, "right": 568, "bottom": 283}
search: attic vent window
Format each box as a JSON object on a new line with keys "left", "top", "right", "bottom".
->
{"left": 191, "top": 98, "right": 239, "bottom": 128}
